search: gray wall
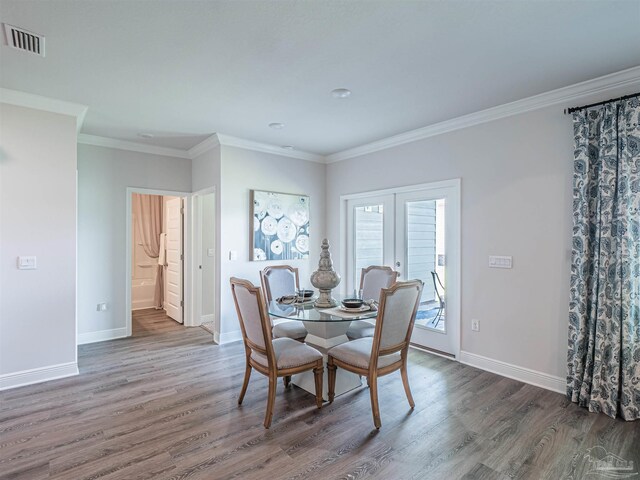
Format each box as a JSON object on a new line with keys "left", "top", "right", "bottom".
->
{"left": 219, "top": 146, "right": 326, "bottom": 338}
{"left": 327, "top": 105, "right": 574, "bottom": 378}
{"left": 0, "top": 104, "right": 78, "bottom": 377}
{"left": 77, "top": 144, "right": 191, "bottom": 338}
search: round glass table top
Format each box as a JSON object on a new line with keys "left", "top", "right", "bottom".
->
{"left": 268, "top": 294, "right": 378, "bottom": 323}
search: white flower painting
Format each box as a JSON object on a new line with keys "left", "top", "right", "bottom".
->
{"left": 250, "top": 190, "right": 310, "bottom": 261}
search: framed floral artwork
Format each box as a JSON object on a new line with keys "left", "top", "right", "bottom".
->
{"left": 250, "top": 190, "right": 310, "bottom": 261}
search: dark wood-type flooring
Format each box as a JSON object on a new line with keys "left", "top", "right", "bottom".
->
{"left": 1, "top": 309, "right": 638, "bottom": 479}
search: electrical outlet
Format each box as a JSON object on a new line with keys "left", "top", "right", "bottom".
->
{"left": 471, "top": 318, "right": 480, "bottom": 331}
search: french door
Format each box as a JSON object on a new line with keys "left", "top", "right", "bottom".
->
{"left": 346, "top": 181, "right": 460, "bottom": 357}
{"left": 346, "top": 194, "right": 395, "bottom": 292}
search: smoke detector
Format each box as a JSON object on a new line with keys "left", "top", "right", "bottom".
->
{"left": 3, "top": 24, "right": 45, "bottom": 57}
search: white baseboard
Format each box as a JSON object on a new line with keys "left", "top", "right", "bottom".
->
{"left": 0, "top": 362, "right": 79, "bottom": 391}
{"left": 217, "top": 330, "right": 242, "bottom": 345}
{"left": 78, "top": 327, "right": 128, "bottom": 345}
{"left": 459, "top": 350, "right": 565, "bottom": 394}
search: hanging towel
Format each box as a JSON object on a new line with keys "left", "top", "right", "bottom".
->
{"left": 158, "top": 233, "right": 167, "bottom": 266}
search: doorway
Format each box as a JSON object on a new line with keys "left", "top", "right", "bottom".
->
{"left": 127, "top": 189, "right": 188, "bottom": 337}
{"left": 345, "top": 180, "right": 460, "bottom": 357}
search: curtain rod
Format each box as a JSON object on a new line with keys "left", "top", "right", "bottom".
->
{"left": 564, "top": 92, "right": 639, "bottom": 115}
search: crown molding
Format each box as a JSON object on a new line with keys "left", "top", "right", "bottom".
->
{"left": 77, "top": 134, "right": 191, "bottom": 159}
{"left": 187, "top": 134, "right": 221, "bottom": 158}
{"left": 326, "top": 65, "right": 640, "bottom": 163}
{"left": 216, "top": 133, "right": 326, "bottom": 163}
{"left": 76, "top": 131, "right": 324, "bottom": 162}
{"left": 0, "top": 87, "right": 88, "bottom": 133}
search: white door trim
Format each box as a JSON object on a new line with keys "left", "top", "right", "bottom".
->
{"left": 125, "top": 187, "right": 191, "bottom": 336}
{"left": 339, "top": 178, "right": 461, "bottom": 358}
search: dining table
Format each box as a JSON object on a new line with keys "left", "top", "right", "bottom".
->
{"left": 268, "top": 293, "right": 378, "bottom": 401}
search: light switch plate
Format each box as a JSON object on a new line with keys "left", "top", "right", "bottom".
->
{"left": 17, "top": 256, "right": 37, "bottom": 270}
{"left": 489, "top": 255, "right": 512, "bottom": 269}
{"left": 207, "top": 248, "right": 215, "bottom": 257}
{"left": 229, "top": 250, "right": 238, "bottom": 261}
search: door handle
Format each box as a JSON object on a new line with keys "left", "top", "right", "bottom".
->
{"left": 395, "top": 261, "right": 401, "bottom": 267}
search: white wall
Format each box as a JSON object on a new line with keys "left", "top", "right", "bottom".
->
{"left": 327, "top": 105, "right": 575, "bottom": 380}
{"left": 77, "top": 144, "right": 191, "bottom": 342}
{"left": 0, "top": 103, "right": 78, "bottom": 384}
{"left": 218, "top": 146, "right": 326, "bottom": 340}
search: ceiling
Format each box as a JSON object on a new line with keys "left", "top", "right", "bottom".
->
{"left": 1, "top": 1, "right": 639, "bottom": 156}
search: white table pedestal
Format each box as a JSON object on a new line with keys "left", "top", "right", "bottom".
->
{"left": 291, "top": 320, "right": 362, "bottom": 401}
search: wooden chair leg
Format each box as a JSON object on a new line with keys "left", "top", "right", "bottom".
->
{"left": 401, "top": 362, "right": 415, "bottom": 408}
{"left": 369, "top": 374, "right": 381, "bottom": 429}
{"left": 327, "top": 357, "right": 337, "bottom": 403}
{"left": 264, "top": 374, "right": 277, "bottom": 429}
{"left": 238, "top": 363, "right": 252, "bottom": 405}
{"left": 283, "top": 375, "right": 291, "bottom": 388}
{"left": 313, "top": 363, "right": 323, "bottom": 409}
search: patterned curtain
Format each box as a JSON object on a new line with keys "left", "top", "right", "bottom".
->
{"left": 567, "top": 95, "right": 640, "bottom": 421}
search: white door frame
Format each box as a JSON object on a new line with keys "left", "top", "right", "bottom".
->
{"left": 125, "top": 187, "right": 192, "bottom": 336}
{"left": 339, "top": 179, "right": 461, "bottom": 358}
{"left": 191, "top": 187, "right": 217, "bottom": 333}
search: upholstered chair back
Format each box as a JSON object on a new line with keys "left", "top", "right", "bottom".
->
{"left": 230, "top": 278, "right": 270, "bottom": 351}
{"left": 261, "top": 266, "right": 299, "bottom": 303}
{"left": 376, "top": 280, "right": 423, "bottom": 352}
{"left": 360, "top": 266, "right": 398, "bottom": 302}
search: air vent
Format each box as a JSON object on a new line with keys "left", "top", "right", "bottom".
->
{"left": 3, "top": 24, "right": 45, "bottom": 57}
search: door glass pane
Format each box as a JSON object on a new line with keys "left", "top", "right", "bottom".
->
{"left": 353, "top": 204, "right": 384, "bottom": 288}
{"left": 407, "top": 199, "right": 446, "bottom": 332}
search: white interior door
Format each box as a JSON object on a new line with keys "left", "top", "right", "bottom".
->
{"left": 396, "top": 185, "right": 460, "bottom": 357}
{"left": 346, "top": 195, "right": 394, "bottom": 294}
{"left": 165, "top": 197, "right": 183, "bottom": 323}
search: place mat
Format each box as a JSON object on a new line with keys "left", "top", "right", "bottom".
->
{"left": 277, "top": 296, "right": 317, "bottom": 305}
{"left": 322, "top": 306, "right": 377, "bottom": 319}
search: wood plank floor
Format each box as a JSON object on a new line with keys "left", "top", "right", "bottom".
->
{"left": 1, "top": 310, "right": 638, "bottom": 479}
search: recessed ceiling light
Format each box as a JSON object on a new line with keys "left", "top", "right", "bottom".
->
{"left": 138, "top": 133, "right": 154, "bottom": 139}
{"left": 331, "top": 88, "right": 351, "bottom": 99}
{"left": 281, "top": 145, "right": 294, "bottom": 150}
{"left": 269, "top": 122, "right": 284, "bottom": 129}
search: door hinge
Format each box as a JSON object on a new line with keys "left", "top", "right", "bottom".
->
{"left": 180, "top": 300, "right": 184, "bottom": 307}
{"left": 180, "top": 254, "right": 183, "bottom": 260}
{"left": 180, "top": 207, "right": 184, "bottom": 215}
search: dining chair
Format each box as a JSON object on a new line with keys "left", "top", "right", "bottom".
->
{"left": 328, "top": 279, "right": 423, "bottom": 429}
{"left": 260, "top": 265, "right": 308, "bottom": 341}
{"left": 230, "top": 277, "right": 324, "bottom": 429}
{"left": 347, "top": 265, "right": 399, "bottom": 340}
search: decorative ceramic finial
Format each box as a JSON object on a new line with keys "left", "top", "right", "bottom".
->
{"left": 310, "top": 239, "right": 341, "bottom": 307}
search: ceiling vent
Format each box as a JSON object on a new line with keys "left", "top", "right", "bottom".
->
{"left": 3, "top": 24, "right": 45, "bottom": 57}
